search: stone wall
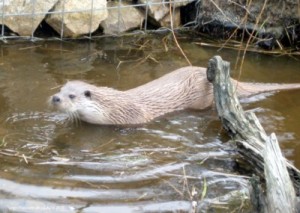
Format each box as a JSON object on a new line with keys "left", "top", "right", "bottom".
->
{"left": 0, "top": 0, "right": 193, "bottom": 37}
{"left": 0, "top": 0, "right": 299, "bottom": 48}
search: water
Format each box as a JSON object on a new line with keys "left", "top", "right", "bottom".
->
{"left": 0, "top": 36, "right": 299, "bottom": 212}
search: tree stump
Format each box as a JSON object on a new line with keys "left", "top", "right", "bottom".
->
{"left": 206, "top": 55, "right": 299, "bottom": 212}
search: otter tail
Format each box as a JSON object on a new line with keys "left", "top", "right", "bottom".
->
{"left": 233, "top": 80, "right": 300, "bottom": 97}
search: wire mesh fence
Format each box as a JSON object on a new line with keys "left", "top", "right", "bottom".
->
{"left": 0, "top": 0, "right": 196, "bottom": 41}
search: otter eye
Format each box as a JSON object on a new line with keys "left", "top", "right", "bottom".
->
{"left": 84, "top": 90, "right": 91, "bottom": 98}
{"left": 69, "top": 94, "right": 75, "bottom": 99}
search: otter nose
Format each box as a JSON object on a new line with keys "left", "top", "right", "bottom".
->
{"left": 52, "top": 95, "right": 61, "bottom": 104}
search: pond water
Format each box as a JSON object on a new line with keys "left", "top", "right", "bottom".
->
{"left": 0, "top": 35, "right": 300, "bottom": 212}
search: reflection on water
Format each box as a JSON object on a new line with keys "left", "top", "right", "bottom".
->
{"left": 0, "top": 36, "right": 299, "bottom": 212}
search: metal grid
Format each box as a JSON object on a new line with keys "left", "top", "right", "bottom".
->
{"left": 0, "top": 0, "right": 195, "bottom": 41}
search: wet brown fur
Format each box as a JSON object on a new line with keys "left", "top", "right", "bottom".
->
{"left": 50, "top": 66, "right": 300, "bottom": 125}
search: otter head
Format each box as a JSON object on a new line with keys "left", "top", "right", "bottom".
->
{"left": 50, "top": 81, "right": 112, "bottom": 125}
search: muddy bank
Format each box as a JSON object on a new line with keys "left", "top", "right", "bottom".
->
{"left": 195, "top": 0, "right": 300, "bottom": 50}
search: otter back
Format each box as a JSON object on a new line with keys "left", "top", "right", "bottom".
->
{"left": 50, "top": 66, "right": 300, "bottom": 125}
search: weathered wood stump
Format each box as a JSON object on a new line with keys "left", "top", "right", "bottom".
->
{"left": 206, "top": 56, "right": 299, "bottom": 212}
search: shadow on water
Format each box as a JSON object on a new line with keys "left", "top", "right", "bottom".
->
{"left": 0, "top": 36, "right": 300, "bottom": 212}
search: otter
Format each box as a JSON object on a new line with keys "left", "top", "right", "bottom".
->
{"left": 50, "top": 66, "right": 300, "bottom": 125}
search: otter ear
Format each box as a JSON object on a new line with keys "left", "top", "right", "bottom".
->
{"left": 84, "top": 90, "right": 91, "bottom": 98}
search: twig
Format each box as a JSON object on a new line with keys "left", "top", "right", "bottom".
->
{"left": 22, "top": 154, "right": 29, "bottom": 164}
{"left": 19, "top": 45, "right": 42, "bottom": 50}
{"left": 163, "top": 179, "right": 184, "bottom": 197}
{"left": 92, "top": 138, "right": 115, "bottom": 152}
{"left": 201, "top": 177, "right": 207, "bottom": 200}
{"left": 197, "top": 42, "right": 299, "bottom": 56}
{"left": 169, "top": 2, "right": 192, "bottom": 66}
{"left": 237, "top": 0, "right": 268, "bottom": 81}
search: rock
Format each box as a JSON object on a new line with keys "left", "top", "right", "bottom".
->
{"left": 139, "top": 0, "right": 169, "bottom": 21}
{"left": 0, "top": 0, "right": 58, "bottom": 36}
{"left": 46, "top": 0, "right": 108, "bottom": 37}
{"left": 102, "top": 1, "right": 144, "bottom": 34}
{"left": 160, "top": 8, "right": 181, "bottom": 28}
{"left": 138, "top": 0, "right": 189, "bottom": 21}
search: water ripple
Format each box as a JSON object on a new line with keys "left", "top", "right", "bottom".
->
{"left": 64, "top": 162, "right": 188, "bottom": 183}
